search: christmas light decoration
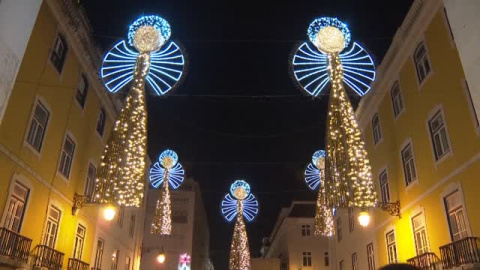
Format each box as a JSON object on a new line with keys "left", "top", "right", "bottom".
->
{"left": 178, "top": 253, "right": 191, "bottom": 270}
{"left": 93, "top": 15, "right": 186, "bottom": 207}
{"left": 221, "top": 180, "right": 259, "bottom": 270}
{"left": 291, "top": 17, "right": 377, "bottom": 209}
{"left": 304, "top": 150, "right": 334, "bottom": 237}
{"left": 150, "top": 149, "right": 185, "bottom": 235}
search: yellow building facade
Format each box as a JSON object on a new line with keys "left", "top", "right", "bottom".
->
{"left": 332, "top": 0, "right": 480, "bottom": 269}
{"left": 0, "top": 1, "right": 145, "bottom": 270}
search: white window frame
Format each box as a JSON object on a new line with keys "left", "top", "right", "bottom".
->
{"left": 401, "top": 141, "right": 418, "bottom": 187}
{"left": 391, "top": 81, "right": 405, "bottom": 118}
{"left": 411, "top": 211, "right": 430, "bottom": 255}
{"left": 111, "top": 250, "right": 119, "bottom": 270}
{"left": 427, "top": 107, "right": 452, "bottom": 163}
{"left": 414, "top": 41, "right": 432, "bottom": 86}
{"left": 444, "top": 189, "right": 470, "bottom": 241}
{"left": 339, "top": 260, "right": 344, "bottom": 270}
{"left": 43, "top": 204, "right": 62, "bottom": 248}
{"left": 73, "top": 223, "right": 86, "bottom": 259}
{"left": 372, "top": 113, "right": 382, "bottom": 145}
{"left": 50, "top": 33, "right": 68, "bottom": 74}
{"left": 386, "top": 229, "right": 398, "bottom": 264}
{"left": 2, "top": 181, "right": 30, "bottom": 233}
{"left": 367, "top": 243, "right": 375, "bottom": 270}
{"left": 84, "top": 162, "right": 96, "bottom": 200}
{"left": 25, "top": 99, "right": 50, "bottom": 153}
{"left": 352, "top": 253, "right": 358, "bottom": 270}
{"left": 379, "top": 169, "right": 390, "bottom": 203}
{"left": 75, "top": 74, "right": 89, "bottom": 109}
{"left": 125, "top": 256, "right": 131, "bottom": 270}
{"left": 94, "top": 238, "right": 104, "bottom": 269}
{"left": 58, "top": 133, "right": 76, "bottom": 179}
{"left": 302, "top": 251, "right": 312, "bottom": 267}
{"left": 301, "top": 224, "right": 311, "bottom": 237}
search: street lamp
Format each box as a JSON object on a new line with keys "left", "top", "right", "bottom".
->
{"left": 157, "top": 252, "right": 166, "bottom": 264}
{"left": 103, "top": 205, "right": 116, "bottom": 221}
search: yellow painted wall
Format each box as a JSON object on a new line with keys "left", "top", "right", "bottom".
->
{"left": 360, "top": 8, "right": 480, "bottom": 267}
{"left": 0, "top": 2, "right": 113, "bottom": 267}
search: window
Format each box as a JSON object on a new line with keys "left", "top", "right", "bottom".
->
{"left": 339, "top": 260, "right": 344, "bottom": 270}
{"left": 76, "top": 74, "right": 88, "bottom": 108}
{"left": 43, "top": 206, "right": 61, "bottom": 248}
{"left": 73, "top": 224, "right": 86, "bottom": 259}
{"left": 367, "top": 243, "right": 375, "bottom": 270}
{"left": 414, "top": 42, "right": 431, "bottom": 84}
{"left": 59, "top": 135, "right": 75, "bottom": 178}
{"left": 391, "top": 82, "right": 404, "bottom": 117}
{"left": 352, "top": 253, "right": 358, "bottom": 270}
{"left": 348, "top": 208, "right": 354, "bottom": 232}
{"left": 97, "top": 108, "right": 106, "bottom": 136}
{"left": 372, "top": 113, "right": 382, "bottom": 144}
{"left": 379, "top": 170, "right": 390, "bottom": 203}
{"left": 412, "top": 213, "right": 429, "bottom": 255}
{"left": 301, "top": 225, "right": 311, "bottom": 237}
{"left": 3, "top": 182, "right": 29, "bottom": 232}
{"left": 429, "top": 111, "right": 450, "bottom": 160}
{"left": 94, "top": 239, "right": 104, "bottom": 270}
{"left": 85, "top": 163, "right": 96, "bottom": 200}
{"left": 117, "top": 207, "right": 124, "bottom": 228}
{"left": 129, "top": 215, "right": 136, "bottom": 238}
{"left": 401, "top": 143, "right": 417, "bottom": 186}
{"left": 445, "top": 191, "right": 468, "bottom": 241}
{"left": 325, "top": 252, "right": 329, "bottom": 266}
{"left": 386, "top": 230, "right": 398, "bottom": 263}
{"left": 302, "top": 252, "right": 312, "bottom": 267}
{"left": 50, "top": 34, "right": 68, "bottom": 73}
{"left": 26, "top": 101, "right": 49, "bottom": 151}
{"left": 125, "top": 256, "right": 131, "bottom": 270}
{"left": 111, "top": 250, "right": 119, "bottom": 270}
{"left": 337, "top": 218, "right": 342, "bottom": 242}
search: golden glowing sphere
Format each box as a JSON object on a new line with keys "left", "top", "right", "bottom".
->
{"left": 315, "top": 26, "right": 345, "bottom": 54}
{"left": 133, "top": 25, "right": 165, "bottom": 53}
{"left": 103, "top": 205, "right": 116, "bottom": 221}
{"left": 233, "top": 187, "right": 248, "bottom": 200}
{"left": 316, "top": 157, "right": 325, "bottom": 170}
{"left": 157, "top": 253, "right": 166, "bottom": 264}
{"left": 161, "top": 156, "right": 175, "bottom": 169}
{"left": 358, "top": 211, "right": 371, "bottom": 227}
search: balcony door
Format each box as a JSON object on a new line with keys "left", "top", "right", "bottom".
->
{"left": 445, "top": 191, "right": 469, "bottom": 241}
{"left": 43, "top": 206, "right": 61, "bottom": 248}
{"left": 3, "top": 181, "right": 29, "bottom": 232}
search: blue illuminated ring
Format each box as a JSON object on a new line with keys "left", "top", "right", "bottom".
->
{"left": 128, "top": 15, "right": 171, "bottom": 47}
{"left": 312, "top": 150, "right": 326, "bottom": 167}
{"left": 230, "top": 180, "right": 251, "bottom": 197}
{"left": 307, "top": 17, "right": 351, "bottom": 50}
{"left": 159, "top": 149, "right": 178, "bottom": 166}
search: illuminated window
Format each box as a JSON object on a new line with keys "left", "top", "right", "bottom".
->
{"left": 337, "top": 217, "right": 342, "bottom": 242}
{"left": 352, "top": 253, "right": 358, "bottom": 270}
{"left": 94, "top": 238, "right": 104, "bottom": 269}
{"left": 414, "top": 42, "right": 431, "bottom": 84}
{"left": 428, "top": 111, "right": 450, "bottom": 160}
{"left": 302, "top": 252, "right": 312, "bottom": 267}
{"left": 50, "top": 34, "right": 68, "bottom": 73}
{"left": 59, "top": 135, "right": 75, "bottom": 178}
{"left": 76, "top": 74, "right": 89, "bottom": 108}
{"left": 372, "top": 113, "right": 382, "bottom": 145}
{"left": 401, "top": 143, "right": 417, "bottom": 186}
{"left": 391, "top": 82, "right": 404, "bottom": 117}
{"left": 73, "top": 224, "right": 86, "bottom": 259}
{"left": 2, "top": 181, "right": 29, "bottom": 232}
{"left": 367, "top": 243, "right": 375, "bottom": 270}
{"left": 386, "top": 230, "right": 398, "bottom": 263}
{"left": 325, "top": 252, "right": 329, "bottom": 266}
{"left": 301, "top": 224, "right": 311, "bottom": 237}
{"left": 97, "top": 108, "right": 106, "bottom": 136}
{"left": 379, "top": 170, "right": 390, "bottom": 203}
{"left": 348, "top": 208, "right": 354, "bottom": 233}
{"left": 26, "top": 101, "right": 49, "bottom": 151}
{"left": 412, "top": 213, "right": 429, "bottom": 255}
{"left": 129, "top": 215, "right": 136, "bottom": 238}
{"left": 43, "top": 206, "right": 61, "bottom": 248}
{"left": 445, "top": 191, "right": 469, "bottom": 241}
{"left": 85, "top": 163, "right": 96, "bottom": 200}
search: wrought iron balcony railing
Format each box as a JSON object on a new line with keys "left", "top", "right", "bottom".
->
{"left": 407, "top": 252, "right": 440, "bottom": 269}
{"left": 0, "top": 227, "right": 33, "bottom": 263}
{"left": 440, "top": 236, "right": 480, "bottom": 269}
{"left": 68, "top": 258, "right": 90, "bottom": 270}
{"left": 33, "top": 245, "right": 65, "bottom": 270}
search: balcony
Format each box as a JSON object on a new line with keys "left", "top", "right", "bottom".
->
{"left": 0, "top": 227, "right": 33, "bottom": 264}
{"left": 68, "top": 258, "right": 90, "bottom": 270}
{"left": 440, "top": 237, "right": 480, "bottom": 269}
{"left": 33, "top": 245, "right": 65, "bottom": 270}
{"left": 407, "top": 252, "right": 440, "bottom": 269}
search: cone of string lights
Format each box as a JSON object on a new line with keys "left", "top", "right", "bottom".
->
{"left": 291, "top": 17, "right": 378, "bottom": 209}
{"left": 304, "top": 150, "right": 334, "bottom": 236}
{"left": 93, "top": 15, "right": 186, "bottom": 207}
{"left": 221, "top": 180, "right": 259, "bottom": 270}
{"left": 149, "top": 150, "right": 185, "bottom": 235}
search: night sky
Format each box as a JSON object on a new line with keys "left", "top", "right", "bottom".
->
{"left": 82, "top": 0, "right": 412, "bottom": 268}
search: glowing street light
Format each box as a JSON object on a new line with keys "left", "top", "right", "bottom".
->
{"left": 103, "top": 205, "right": 116, "bottom": 221}
{"left": 358, "top": 210, "right": 371, "bottom": 227}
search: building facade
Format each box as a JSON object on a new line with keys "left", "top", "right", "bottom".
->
{"left": 334, "top": 0, "right": 480, "bottom": 269}
{"left": 141, "top": 178, "right": 211, "bottom": 270}
{"left": 262, "top": 201, "right": 333, "bottom": 270}
{"left": 0, "top": 1, "right": 146, "bottom": 270}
